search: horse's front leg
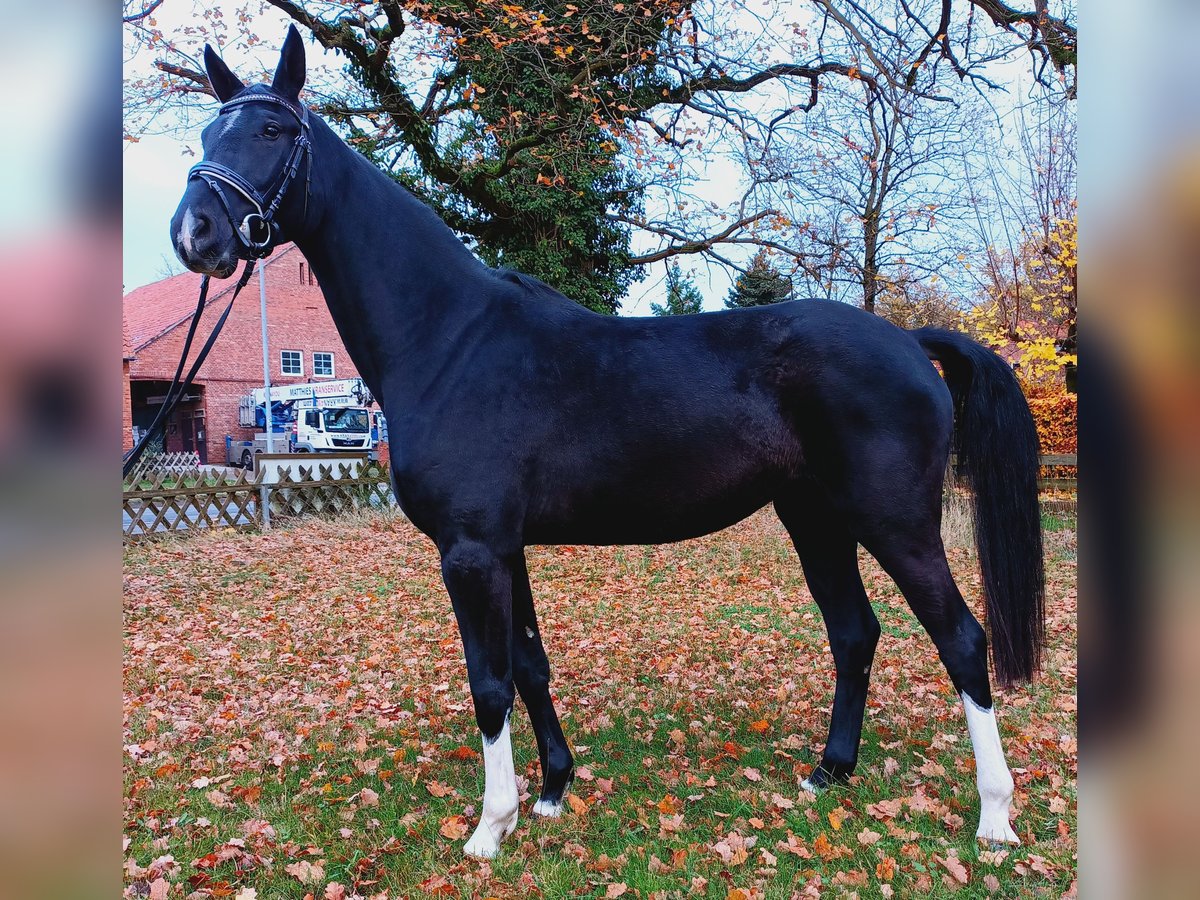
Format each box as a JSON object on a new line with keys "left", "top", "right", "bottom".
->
{"left": 440, "top": 539, "right": 520, "bottom": 859}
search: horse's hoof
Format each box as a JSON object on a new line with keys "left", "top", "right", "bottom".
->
{"left": 801, "top": 765, "right": 847, "bottom": 794}
{"left": 463, "top": 838, "right": 499, "bottom": 858}
{"left": 976, "top": 823, "right": 1021, "bottom": 846}
{"left": 463, "top": 810, "right": 517, "bottom": 858}
{"left": 532, "top": 797, "right": 563, "bottom": 817}
{"left": 463, "top": 825, "right": 502, "bottom": 858}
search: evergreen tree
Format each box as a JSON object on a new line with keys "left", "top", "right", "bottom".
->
{"left": 650, "top": 264, "right": 705, "bottom": 316}
{"left": 724, "top": 250, "right": 793, "bottom": 309}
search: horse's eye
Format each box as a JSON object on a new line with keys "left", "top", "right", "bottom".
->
{"left": 264, "top": 123, "right": 281, "bottom": 139}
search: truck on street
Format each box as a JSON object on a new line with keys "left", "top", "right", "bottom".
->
{"left": 225, "top": 377, "right": 382, "bottom": 470}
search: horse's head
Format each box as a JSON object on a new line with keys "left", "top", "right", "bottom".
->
{"left": 171, "top": 26, "right": 310, "bottom": 277}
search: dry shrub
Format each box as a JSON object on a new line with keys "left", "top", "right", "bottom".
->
{"left": 941, "top": 478, "right": 976, "bottom": 553}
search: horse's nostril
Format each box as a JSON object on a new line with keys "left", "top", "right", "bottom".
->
{"left": 193, "top": 214, "right": 210, "bottom": 234}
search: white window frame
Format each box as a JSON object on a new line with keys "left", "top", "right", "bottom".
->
{"left": 280, "top": 349, "right": 303, "bottom": 376}
{"left": 313, "top": 351, "right": 335, "bottom": 378}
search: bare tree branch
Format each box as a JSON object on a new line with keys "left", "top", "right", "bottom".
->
{"left": 123, "top": 0, "right": 164, "bottom": 24}
{"left": 621, "top": 210, "right": 775, "bottom": 265}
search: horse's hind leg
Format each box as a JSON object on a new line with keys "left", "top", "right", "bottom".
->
{"left": 511, "top": 555, "right": 575, "bottom": 815}
{"left": 862, "top": 522, "right": 1021, "bottom": 844}
{"left": 775, "top": 489, "right": 881, "bottom": 790}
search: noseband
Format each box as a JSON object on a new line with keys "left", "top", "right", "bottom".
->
{"left": 187, "top": 92, "right": 312, "bottom": 258}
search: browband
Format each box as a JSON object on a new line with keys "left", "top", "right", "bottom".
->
{"left": 219, "top": 91, "right": 309, "bottom": 128}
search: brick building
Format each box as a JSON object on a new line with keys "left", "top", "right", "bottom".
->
{"left": 122, "top": 244, "right": 374, "bottom": 465}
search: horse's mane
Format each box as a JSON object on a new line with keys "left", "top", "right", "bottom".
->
{"left": 493, "top": 268, "right": 575, "bottom": 305}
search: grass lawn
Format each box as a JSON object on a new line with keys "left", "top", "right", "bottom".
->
{"left": 123, "top": 508, "right": 1076, "bottom": 899}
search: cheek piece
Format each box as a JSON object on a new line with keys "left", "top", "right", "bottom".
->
{"left": 187, "top": 92, "right": 312, "bottom": 258}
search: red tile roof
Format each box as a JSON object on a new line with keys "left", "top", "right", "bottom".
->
{"left": 122, "top": 244, "right": 302, "bottom": 356}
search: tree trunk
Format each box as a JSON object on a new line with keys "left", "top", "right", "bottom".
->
{"left": 862, "top": 211, "right": 880, "bottom": 314}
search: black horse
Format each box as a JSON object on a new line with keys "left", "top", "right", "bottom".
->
{"left": 172, "top": 28, "right": 1042, "bottom": 857}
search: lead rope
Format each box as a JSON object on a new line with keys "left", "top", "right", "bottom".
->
{"left": 122, "top": 259, "right": 258, "bottom": 480}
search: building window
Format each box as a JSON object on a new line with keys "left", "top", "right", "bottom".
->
{"left": 313, "top": 352, "right": 335, "bottom": 377}
{"left": 281, "top": 350, "right": 303, "bottom": 376}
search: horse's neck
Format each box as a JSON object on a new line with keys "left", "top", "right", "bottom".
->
{"left": 293, "top": 120, "right": 491, "bottom": 399}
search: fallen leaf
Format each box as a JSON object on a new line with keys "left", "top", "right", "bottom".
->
{"left": 710, "top": 831, "right": 753, "bottom": 866}
{"left": 936, "top": 852, "right": 970, "bottom": 884}
{"left": 418, "top": 874, "right": 456, "bottom": 896}
{"left": 867, "top": 798, "right": 903, "bottom": 820}
{"left": 857, "top": 827, "right": 882, "bottom": 845}
{"left": 286, "top": 860, "right": 326, "bottom": 885}
{"left": 813, "top": 832, "right": 838, "bottom": 860}
{"left": 657, "top": 794, "right": 680, "bottom": 814}
{"left": 771, "top": 792, "right": 794, "bottom": 810}
{"left": 439, "top": 815, "right": 469, "bottom": 840}
{"left": 606, "top": 883, "right": 628, "bottom": 898}
{"left": 360, "top": 787, "right": 380, "bottom": 807}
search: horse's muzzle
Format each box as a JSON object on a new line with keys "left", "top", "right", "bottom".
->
{"left": 170, "top": 200, "right": 241, "bottom": 278}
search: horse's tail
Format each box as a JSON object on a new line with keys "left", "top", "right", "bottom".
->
{"left": 912, "top": 327, "right": 1045, "bottom": 686}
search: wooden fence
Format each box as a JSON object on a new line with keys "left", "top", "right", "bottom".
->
{"left": 122, "top": 459, "right": 395, "bottom": 541}
{"left": 946, "top": 453, "right": 1076, "bottom": 523}
{"left": 124, "top": 454, "right": 1075, "bottom": 542}
{"left": 1036, "top": 453, "right": 1076, "bottom": 522}
{"left": 124, "top": 449, "right": 203, "bottom": 485}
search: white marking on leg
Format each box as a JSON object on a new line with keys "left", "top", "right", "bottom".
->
{"left": 179, "top": 208, "right": 199, "bottom": 257}
{"left": 532, "top": 797, "right": 563, "bottom": 817}
{"left": 462, "top": 714, "right": 519, "bottom": 858}
{"left": 962, "top": 691, "right": 1020, "bottom": 844}
{"left": 800, "top": 778, "right": 820, "bottom": 795}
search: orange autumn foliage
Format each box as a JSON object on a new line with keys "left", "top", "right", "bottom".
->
{"left": 1028, "top": 391, "right": 1077, "bottom": 455}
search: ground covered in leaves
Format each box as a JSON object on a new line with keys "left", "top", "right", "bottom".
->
{"left": 123, "top": 510, "right": 1076, "bottom": 899}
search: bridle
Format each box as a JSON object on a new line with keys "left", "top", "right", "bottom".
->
{"left": 187, "top": 91, "right": 313, "bottom": 258}
{"left": 122, "top": 91, "right": 313, "bottom": 480}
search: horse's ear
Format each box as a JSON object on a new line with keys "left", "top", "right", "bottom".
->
{"left": 203, "top": 44, "right": 245, "bottom": 104}
{"left": 272, "top": 24, "right": 306, "bottom": 101}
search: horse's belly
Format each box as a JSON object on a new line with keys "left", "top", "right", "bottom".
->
{"left": 523, "top": 472, "right": 784, "bottom": 545}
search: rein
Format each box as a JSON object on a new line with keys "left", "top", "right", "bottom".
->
{"left": 122, "top": 262, "right": 257, "bottom": 479}
{"left": 122, "top": 92, "right": 313, "bottom": 479}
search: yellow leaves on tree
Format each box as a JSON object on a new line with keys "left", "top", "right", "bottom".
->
{"left": 968, "top": 213, "right": 1077, "bottom": 392}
